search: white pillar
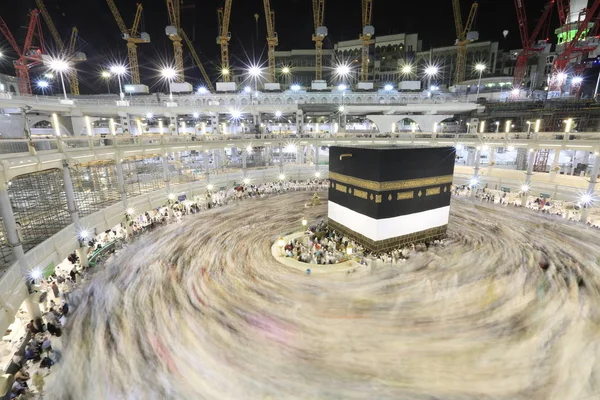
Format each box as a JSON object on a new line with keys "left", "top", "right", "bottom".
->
{"left": 62, "top": 163, "right": 89, "bottom": 268}
{"left": 471, "top": 148, "right": 481, "bottom": 197}
{"left": 0, "top": 184, "right": 42, "bottom": 323}
{"left": 162, "top": 153, "right": 171, "bottom": 194}
{"left": 115, "top": 158, "right": 133, "bottom": 237}
{"left": 581, "top": 154, "right": 600, "bottom": 224}
{"left": 550, "top": 149, "right": 561, "bottom": 180}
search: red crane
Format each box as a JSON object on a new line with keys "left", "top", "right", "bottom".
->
{"left": 0, "top": 10, "right": 45, "bottom": 95}
{"left": 553, "top": 0, "right": 600, "bottom": 73}
{"left": 513, "top": 0, "right": 555, "bottom": 88}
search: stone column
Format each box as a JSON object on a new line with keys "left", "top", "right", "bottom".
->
{"left": 115, "top": 158, "right": 133, "bottom": 237}
{"left": 162, "top": 153, "right": 171, "bottom": 194}
{"left": 169, "top": 116, "right": 178, "bottom": 135}
{"left": 471, "top": 148, "right": 481, "bottom": 197}
{"left": 581, "top": 154, "right": 600, "bottom": 224}
{"left": 0, "top": 183, "right": 42, "bottom": 323}
{"left": 296, "top": 111, "right": 303, "bottom": 136}
{"left": 211, "top": 115, "right": 219, "bottom": 135}
{"left": 62, "top": 162, "right": 89, "bottom": 268}
{"left": 550, "top": 149, "right": 561, "bottom": 180}
{"left": 315, "top": 145, "right": 320, "bottom": 166}
{"left": 119, "top": 116, "right": 129, "bottom": 135}
{"left": 487, "top": 146, "right": 495, "bottom": 172}
{"left": 466, "top": 147, "right": 475, "bottom": 166}
{"left": 203, "top": 150, "right": 210, "bottom": 180}
{"left": 279, "top": 144, "right": 284, "bottom": 167}
{"left": 522, "top": 149, "right": 537, "bottom": 208}
{"left": 242, "top": 151, "right": 247, "bottom": 171}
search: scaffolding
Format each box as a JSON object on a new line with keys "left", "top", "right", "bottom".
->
{"left": 534, "top": 149, "right": 550, "bottom": 172}
{"left": 70, "top": 161, "right": 122, "bottom": 217}
{"left": 8, "top": 169, "right": 70, "bottom": 252}
{"left": 0, "top": 217, "right": 14, "bottom": 268}
{"left": 480, "top": 99, "right": 600, "bottom": 132}
{"left": 122, "top": 157, "right": 166, "bottom": 197}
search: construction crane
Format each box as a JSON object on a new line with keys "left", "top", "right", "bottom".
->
{"left": 36, "top": 0, "right": 82, "bottom": 94}
{"left": 513, "top": 0, "right": 555, "bottom": 88}
{"left": 0, "top": 10, "right": 45, "bottom": 95}
{"left": 452, "top": 0, "right": 479, "bottom": 84}
{"left": 263, "top": 0, "right": 278, "bottom": 82}
{"left": 217, "top": 0, "right": 233, "bottom": 82}
{"left": 553, "top": 0, "right": 600, "bottom": 73}
{"left": 106, "top": 1, "right": 150, "bottom": 85}
{"left": 180, "top": 29, "right": 215, "bottom": 92}
{"left": 312, "top": 0, "right": 327, "bottom": 81}
{"left": 166, "top": 0, "right": 184, "bottom": 82}
{"left": 359, "top": 0, "right": 374, "bottom": 82}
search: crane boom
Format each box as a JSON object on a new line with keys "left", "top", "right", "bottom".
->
{"left": 180, "top": 28, "right": 214, "bottom": 92}
{"left": 312, "top": 0, "right": 326, "bottom": 81}
{"left": 263, "top": 0, "right": 278, "bottom": 82}
{"left": 217, "top": 0, "right": 233, "bottom": 82}
{"left": 554, "top": 0, "right": 600, "bottom": 72}
{"left": 36, "top": 0, "right": 80, "bottom": 94}
{"left": 131, "top": 4, "right": 143, "bottom": 38}
{"left": 0, "top": 15, "right": 22, "bottom": 57}
{"left": 35, "top": 0, "right": 65, "bottom": 52}
{"left": 453, "top": 1, "right": 478, "bottom": 84}
{"left": 513, "top": 0, "right": 555, "bottom": 88}
{"left": 105, "top": 0, "right": 128, "bottom": 34}
{"left": 166, "top": 0, "right": 184, "bottom": 82}
{"left": 0, "top": 10, "right": 44, "bottom": 95}
{"left": 359, "top": 0, "right": 374, "bottom": 82}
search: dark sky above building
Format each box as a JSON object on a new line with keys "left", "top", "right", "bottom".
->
{"left": 0, "top": 0, "right": 555, "bottom": 93}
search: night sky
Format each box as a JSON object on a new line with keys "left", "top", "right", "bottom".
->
{"left": 0, "top": 0, "right": 556, "bottom": 93}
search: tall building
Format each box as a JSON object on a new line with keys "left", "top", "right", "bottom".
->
{"left": 334, "top": 33, "right": 421, "bottom": 83}
{"left": 415, "top": 41, "right": 500, "bottom": 88}
{"left": 274, "top": 49, "right": 335, "bottom": 87}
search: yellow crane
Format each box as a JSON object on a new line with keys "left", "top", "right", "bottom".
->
{"left": 263, "top": 0, "right": 278, "bottom": 82}
{"left": 106, "top": 1, "right": 150, "bottom": 85}
{"left": 35, "top": 0, "right": 81, "bottom": 94}
{"left": 359, "top": 0, "right": 374, "bottom": 82}
{"left": 452, "top": 0, "right": 479, "bottom": 84}
{"left": 180, "top": 29, "right": 215, "bottom": 92}
{"left": 217, "top": 0, "right": 233, "bottom": 81}
{"left": 312, "top": 0, "right": 327, "bottom": 81}
{"left": 165, "top": 0, "right": 184, "bottom": 82}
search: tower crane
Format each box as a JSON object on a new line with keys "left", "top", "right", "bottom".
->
{"left": 312, "top": 0, "right": 327, "bottom": 81}
{"left": 166, "top": 0, "right": 184, "bottom": 82}
{"left": 106, "top": 1, "right": 150, "bottom": 85}
{"left": 553, "top": 0, "right": 600, "bottom": 73}
{"left": 452, "top": 0, "right": 479, "bottom": 84}
{"left": 35, "top": 0, "right": 83, "bottom": 95}
{"left": 0, "top": 10, "right": 45, "bottom": 95}
{"left": 513, "top": 0, "right": 555, "bottom": 88}
{"left": 359, "top": 0, "right": 374, "bottom": 82}
{"left": 180, "top": 29, "right": 215, "bottom": 92}
{"left": 263, "top": 0, "right": 278, "bottom": 82}
{"left": 217, "top": 0, "right": 233, "bottom": 82}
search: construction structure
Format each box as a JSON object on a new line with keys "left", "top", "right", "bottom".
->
{"left": 359, "top": 0, "right": 374, "bottom": 82}
{"left": 452, "top": 0, "right": 479, "bottom": 85}
{"left": 217, "top": 0, "right": 233, "bottom": 82}
{"left": 36, "top": 0, "right": 84, "bottom": 95}
{"left": 0, "top": 10, "right": 45, "bottom": 95}
{"left": 166, "top": 0, "right": 184, "bottom": 82}
{"left": 513, "top": 0, "right": 554, "bottom": 89}
{"left": 180, "top": 30, "right": 215, "bottom": 92}
{"left": 263, "top": 0, "right": 278, "bottom": 83}
{"left": 312, "top": 0, "right": 327, "bottom": 81}
{"left": 106, "top": 0, "right": 150, "bottom": 86}
{"left": 551, "top": 0, "right": 600, "bottom": 81}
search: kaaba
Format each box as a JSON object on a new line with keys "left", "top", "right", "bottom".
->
{"left": 327, "top": 145, "right": 456, "bottom": 252}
